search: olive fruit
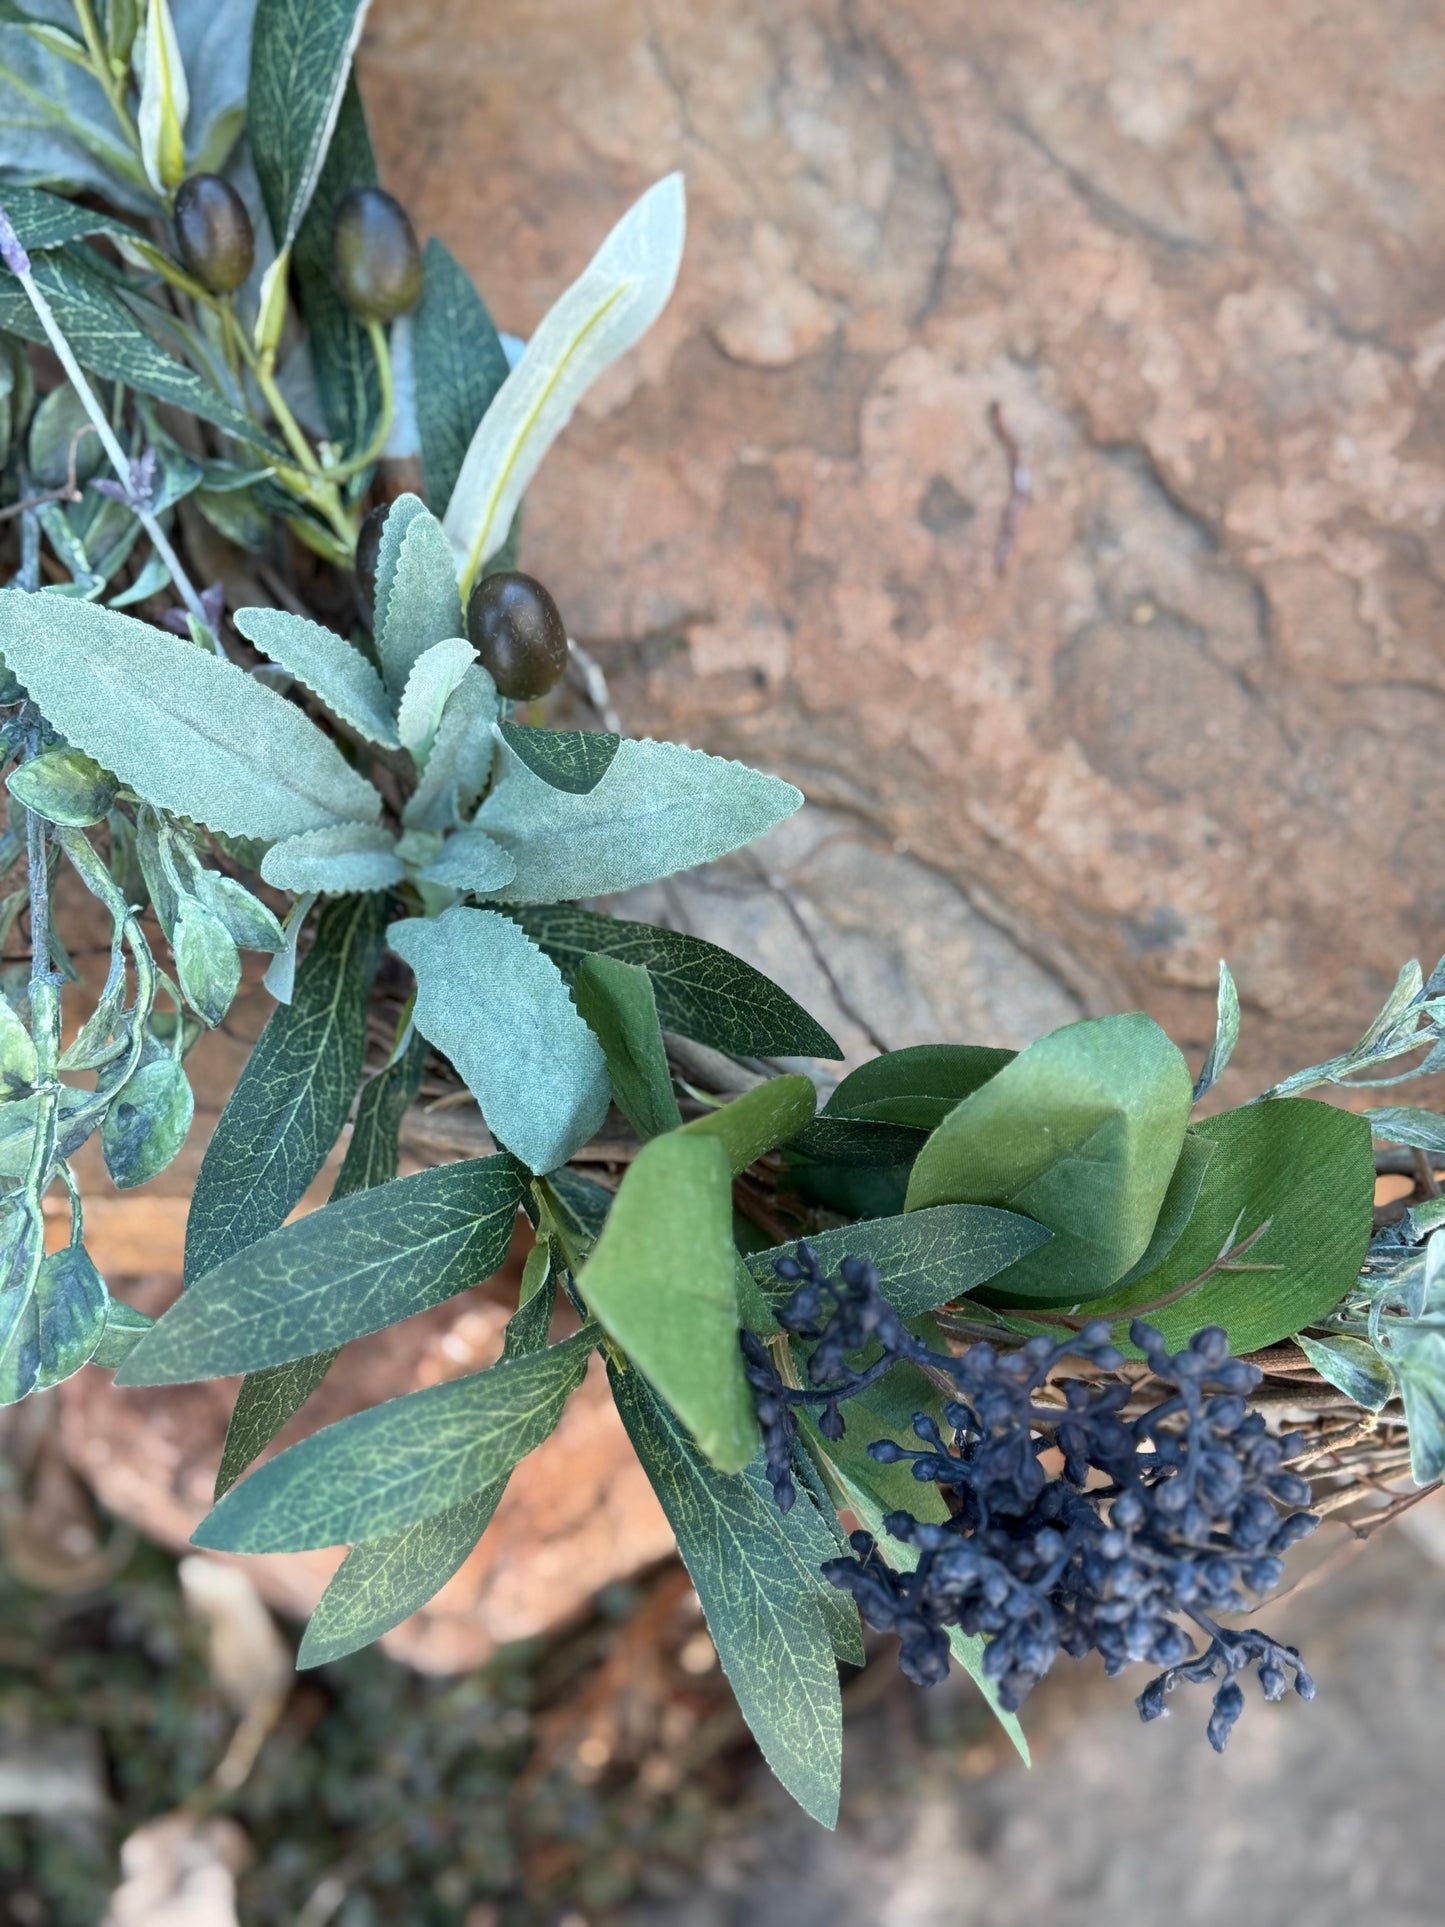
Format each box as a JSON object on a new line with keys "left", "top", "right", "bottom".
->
{"left": 173, "top": 175, "right": 255, "bottom": 295}
{"left": 354, "top": 502, "right": 389, "bottom": 607}
{"left": 466, "top": 571, "right": 570, "bottom": 701}
{"left": 331, "top": 186, "right": 423, "bottom": 322}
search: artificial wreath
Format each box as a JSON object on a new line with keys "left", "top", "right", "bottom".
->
{"left": 0, "top": 0, "right": 1441, "bottom": 1829}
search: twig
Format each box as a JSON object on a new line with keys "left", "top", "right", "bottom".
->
{"left": 988, "top": 400, "right": 1031, "bottom": 577}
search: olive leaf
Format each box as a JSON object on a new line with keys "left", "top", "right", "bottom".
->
{"left": 375, "top": 498, "right": 463, "bottom": 700}
{"left": 414, "top": 237, "right": 511, "bottom": 510}
{"left": 572, "top": 953, "right": 681, "bottom": 1141}
{"left": 173, "top": 898, "right": 241, "bottom": 1027}
{"left": 578, "top": 1133, "right": 757, "bottom": 1470}
{"left": 610, "top": 1364, "right": 842, "bottom": 1828}
{"left": 495, "top": 720, "right": 621, "bottom": 795}
{"left": 260, "top": 823, "right": 403, "bottom": 894}
{"left": 416, "top": 826, "right": 515, "bottom": 895}
{"left": 0, "top": 595, "right": 381, "bottom": 840}
{"left": 508, "top": 903, "right": 842, "bottom": 1059}
{"left": 0, "top": 1238, "right": 109, "bottom": 1404}
{"left": 119, "top": 1155, "right": 524, "bottom": 1385}
{"left": 192, "top": 871, "right": 285, "bottom": 953}
{"left": 905, "top": 1013, "right": 1195, "bottom": 1306}
{"left": 1364, "top": 1107, "right": 1445, "bottom": 1154}
{"left": 389, "top": 905, "right": 611, "bottom": 1175}
{"left": 1297, "top": 1333, "right": 1395, "bottom": 1412}
{"left": 443, "top": 173, "right": 686, "bottom": 593}
{"left": 249, "top": 0, "right": 372, "bottom": 251}
{"left": 477, "top": 738, "right": 802, "bottom": 904}
{"left": 234, "top": 606, "right": 401, "bottom": 749}
{"left": 396, "top": 636, "right": 475, "bottom": 760}
{"left": 191, "top": 1328, "right": 595, "bottom": 1552}
{"left": 1193, "top": 959, "right": 1241, "bottom": 1101}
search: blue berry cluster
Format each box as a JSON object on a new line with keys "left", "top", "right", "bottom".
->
{"left": 746, "top": 1245, "right": 1318, "bottom": 1751}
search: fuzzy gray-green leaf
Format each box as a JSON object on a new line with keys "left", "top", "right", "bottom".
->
{"left": 260, "top": 823, "right": 403, "bottom": 895}
{"left": 191, "top": 1328, "right": 594, "bottom": 1551}
{"left": 0, "top": 595, "right": 381, "bottom": 841}
{"left": 235, "top": 606, "right": 400, "bottom": 749}
{"left": 376, "top": 501, "right": 463, "bottom": 701}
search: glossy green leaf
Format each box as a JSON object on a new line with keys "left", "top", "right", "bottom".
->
{"left": 1297, "top": 1333, "right": 1395, "bottom": 1412}
{"left": 746, "top": 1205, "right": 1052, "bottom": 1320}
{"left": 822, "top": 1044, "right": 1015, "bottom": 1129}
{"left": 249, "top": 0, "right": 371, "bottom": 248}
{"left": 191, "top": 1327, "right": 594, "bottom": 1551}
{"left": 477, "top": 737, "right": 802, "bottom": 903}
{"left": 374, "top": 498, "right": 463, "bottom": 701}
{"left": 297, "top": 1483, "right": 503, "bottom": 1668}
{"left": 215, "top": 1351, "right": 337, "bottom": 1499}
{"left": 495, "top": 721, "right": 621, "bottom": 795}
{"left": 680, "top": 1074, "right": 817, "bottom": 1176}
{"left": 0, "top": 595, "right": 381, "bottom": 841}
{"left": 444, "top": 174, "right": 685, "bottom": 593}
{"left": 184, "top": 893, "right": 385, "bottom": 1285}
{"left": 416, "top": 826, "right": 515, "bottom": 895}
{"left": 906, "top": 1013, "right": 1195, "bottom": 1306}
{"left": 578, "top": 1134, "right": 756, "bottom": 1471}
{"left": 121, "top": 1155, "right": 523, "bottom": 1386}
{"left": 0, "top": 247, "right": 276, "bottom": 451}
{"left": 397, "top": 637, "right": 474, "bottom": 760}
{"left": 234, "top": 606, "right": 400, "bottom": 750}
{"left": 508, "top": 903, "right": 841, "bottom": 1059}
{"left": 6, "top": 746, "right": 116, "bottom": 825}
{"left": 414, "top": 238, "right": 511, "bottom": 510}
{"left": 572, "top": 953, "right": 680, "bottom": 1141}
{"left": 775, "top": 1463, "right": 865, "bottom": 1667}
{"left": 102, "top": 1054, "right": 194, "bottom": 1189}
{"left": 610, "top": 1363, "right": 841, "bottom": 1828}
{"left": 1078, "top": 1099, "right": 1375, "bottom": 1355}
{"left": 290, "top": 73, "right": 380, "bottom": 449}
{"left": 260, "top": 823, "right": 403, "bottom": 895}
{"left": 388, "top": 906, "right": 610, "bottom": 1175}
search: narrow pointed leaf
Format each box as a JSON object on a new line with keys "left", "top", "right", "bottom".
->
{"left": 508, "top": 903, "right": 841, "bottom": 1059}
{"left": 235, "top": 606, "right": 400, "bottom": 749}
{"left": 249, "top": 0, "right": 372, "bottom": 249}
{"left": 1297, "top": 1333, "right": 1395, "bottom": 1412}
{"left": 389, "top": 906, "right": 610, "bottom": 1174}
{"left": 477, "top": 738, "right": 802, "bottom": 903}
{"left": 376, "top": 501, "right": 463, "bottom": 700}
{"left": 291, "top": 75, "right": 381, "bottom": 448}
{"left": 191, "top": 1328, "right": 594, "bottom": 1551}
{"left": 572, "top": 953, "right": 680, "bottom": 1140}
{"left": 496, "top": 720, "right": 620, "bottom": 795}
{"left": 610, "top": 1364, "right": 841, "bottom": 1828}
{"left": 579, "top": 1134, "right": 756, "bottom": 1470}
{"left": 414, "top": 238, "right": 511, "bottom": 510}
{"left": 1193, "top": 960, "right": 1241, "bottom": 1101}
{"left": 0, "top": 595, "right": 381, "bottom": 840}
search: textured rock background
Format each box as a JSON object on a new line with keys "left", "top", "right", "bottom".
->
{"left": 362, "top": 0, "right": 1445, "bottom": 1086}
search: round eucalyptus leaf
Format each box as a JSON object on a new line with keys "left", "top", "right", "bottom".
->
{"left": 102, "top": 1054, "right": 195, "bottom": 1190}
{"left": 7, "top": 747, "right": 119, "bottom": 827}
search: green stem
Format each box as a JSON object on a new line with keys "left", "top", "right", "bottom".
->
{"left": 71, "top": 0, "right": 144, "bottom": 167}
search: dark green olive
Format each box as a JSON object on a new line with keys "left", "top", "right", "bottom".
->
{"left": 467, "top": 571, "right": 569, "bottom": 701}
{"left": 354, "top": 502, "right": 389, "bottom": 606}
{"left": 332, "top": 187, "right": 423, "bottom": 322}
{"left": 173, "top": 174, "right": 255, "bottom": 295}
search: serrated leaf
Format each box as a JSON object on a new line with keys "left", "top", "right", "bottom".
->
{"left": 102, "top": 1053, "right": 194, "bottom": 1188}
{"left": 249, "top": 0, "right": 371, "bottom": 249}
{"left": 191, "top": 1327, "right": 594, "bottom": 1551}
{"left": 397, "top": 636, "right": 474, "bottom": 760}
{"left": 389, "top": 905, "right": 610, "bottom": 1175}
{"left": 0, "top": 246, "right": 276, "bottom": 451}
{"left": 400, "top": 665, "right": 497, "bottom": 832}
{"left": 578, "top": 1134, "right": 756, "bottom": 1470}
{"left": 444, "top": 173, "right": 685, "bottom": 593}
{"left": 508, "top": 903, "right": 841, "bottom": 1059}
{"left": 416, "top": 826, "right": 515, "bottom": 895}
{"left": 477, "top": 738, "right": 802, "bottom": 904}
{"left": 823, "top": 1044, "right": 1015, "bottom": 1129}
{"left": 1076, "top": 1099, "right": 1375, "bottom": 1355}
{"left": 289, "top": 72, "right": 380, "bottom": 449}
{"left": 297, "top": 1483, "right": 503, "bottom": 1668}
{"left": 746, "top": 1205, "right": 1052, "bottom": 1320}
{"left": 495, "top": 720, "right": 620, "bottom": 795}
{"left": 260, "top": 823, "right": 403, "bottom": 894}
{"left": 1297, "top": 1333, "right": 1395, "bottom": 1412}
{"left": 905, "top": 1013, "right": 1195, "bottom": 1306}
{"left": 680, "top": 1074, "right": 817, "bottom": 1176}
{"left": 572, "top": 953, "right": 680, "bottom": 1140}
{"left": 121, "top": 1155, "right": 523, "bottom": 1385}
{"left": 0, "top": 595, "right": 380, "bottom": 840}
{"left": 1193, "top": 960, "right": 1241, "bottom": 1101}
{"left": 375, "top": 499, "right": 463, "bottom": 700}
{"left": 184, "top": 892, "right": 385, "bottom": 1285}
{"left": 414, "top": 238, "right": 511, "bottom": 510}
{"left": 609, "top": 1363, "right": 841, "bottom": 1827}
{"left": 235, "top": 606, "right": 400, "bottom": 749}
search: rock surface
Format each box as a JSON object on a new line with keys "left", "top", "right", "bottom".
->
{"left": 362, "top": 0, "right": 1445, "bottom": 1087}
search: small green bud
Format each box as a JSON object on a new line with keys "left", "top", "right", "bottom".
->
{"left": 7, "top": 747, "right": 119, "bottom": 827}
